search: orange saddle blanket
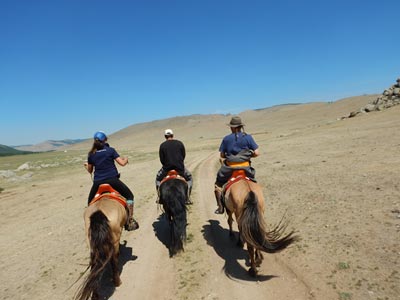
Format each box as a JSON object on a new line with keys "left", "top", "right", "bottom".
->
{"left": 89, "top": 184, "right": 127, "bottom": 207}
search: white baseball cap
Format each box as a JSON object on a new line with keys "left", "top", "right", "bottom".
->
{"left": 164, "top": 129, "right": 174, "bottom": 135}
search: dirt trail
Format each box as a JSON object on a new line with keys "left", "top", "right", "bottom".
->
{"left": 110, "top": 150, "right": 311, "bottom": 300}
{"left": 2, "top": 100, "right": 399, "bottom": 300}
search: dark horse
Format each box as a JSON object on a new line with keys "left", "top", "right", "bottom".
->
{"left": 159, "top": 177, "right": 188, "bottom": 257}
{"left": 224, "top": 172, "right": 299, "bottom": 277}
{"left": 75, "top": 186, "right": 127, "bottom": 300}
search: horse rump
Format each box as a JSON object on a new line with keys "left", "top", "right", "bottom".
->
{"left": 75, "top": 210, "right": 114, "bottom": 300}
{"left": 159, "top": 179, "right": 188, "bottom": 256}
{"left": 240, "top": 191, "right": 298, "bottom": 253}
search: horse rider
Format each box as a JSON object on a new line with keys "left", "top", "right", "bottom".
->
{"left": 214, "top": 116, "right": 260, "bottom": 214}
{"left": 84, "top": 131, "right": 139, "bottom": 231}
{"left": 155, "top": 128, "right": 193, "bottom": 203}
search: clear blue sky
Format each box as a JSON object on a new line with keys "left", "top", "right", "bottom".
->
{"left": 1, "top": 0, "right": 399, "bottom": 146}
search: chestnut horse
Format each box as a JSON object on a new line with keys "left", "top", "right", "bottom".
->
{"left": 75, "top": 186, "right": 127, "bottom": 300}
{"left": 224, "top": 172, "right": 298, "bottom": 277}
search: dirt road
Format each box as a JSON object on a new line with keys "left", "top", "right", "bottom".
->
{"left": 2, "top": 100, "right": 399, "bottom": 300}
{"left": 109, "top": 150, "right": 311, "bottom": 300}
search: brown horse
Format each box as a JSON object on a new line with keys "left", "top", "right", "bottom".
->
{"left": 75, "top": 187, "right": 127, "bottom": 300}
{"left": 224, "top": 174, "right": 298, "bottom": 277}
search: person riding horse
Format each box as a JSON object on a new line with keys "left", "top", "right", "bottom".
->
{"left": 155, "top": 128, "right": 193, "bottom": 204}
{"left": 214, "top": 116, "right": 260, "bottom": 214}
{"left": 84, "top": 131, "right": 139, "bottom": 231}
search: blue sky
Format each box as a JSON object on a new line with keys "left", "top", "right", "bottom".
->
{"left": 1, "top": 0, "right": 399, "bottom": 146}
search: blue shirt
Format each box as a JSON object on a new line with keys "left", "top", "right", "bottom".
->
{"left": 88, "top": 146, "right": 120, "bottom": 181}
{"left": 219, "top": 132, "right": 258, "bottom": 156}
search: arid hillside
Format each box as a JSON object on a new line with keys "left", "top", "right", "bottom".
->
{"left": 1, "top": 93, "right": 399, "bottom": 300}
{"left": 67, "top": 94, "right": 379, "bottom": 152}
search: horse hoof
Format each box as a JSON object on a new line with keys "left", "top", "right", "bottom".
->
{"left": 91, "top": 293, "right": 99, "bottom": 300}
{"left": 214, "top": 207, "right": 224, "bottom": 214}
{"left": 248, "top": 268, "right": 257, "bottom": 277}
{"left": 114, "top": 278, "right": 122, "bottom": 287}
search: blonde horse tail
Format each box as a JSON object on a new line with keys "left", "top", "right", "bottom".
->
{"left": 240, "top": 191, "right": 298, "bottom": 253}
{"left": 75, "top": 210, "right": 114, "bottom": 300}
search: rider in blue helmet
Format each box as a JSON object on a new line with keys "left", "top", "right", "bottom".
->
{"left": 84, "top": 131, "right": 139, "bottom": 231}
{"left": 93, "top": 131, "right": 107, "bottom": 142}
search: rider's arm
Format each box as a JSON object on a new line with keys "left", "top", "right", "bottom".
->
{"left": 252, "top": 148, "right": 260, "bottom": 157}
{"left": 115, "top": 156, "right": 128, "bottom": 166}
{"left": 84, "top": 162, "right": 93, "bottom": 174}
{"left": 219, "top": 152, "right": 226, "bottom": 165}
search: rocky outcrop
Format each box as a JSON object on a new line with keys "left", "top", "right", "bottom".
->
{"left": 346, "top": 78, "right": 400, "bottom": 118}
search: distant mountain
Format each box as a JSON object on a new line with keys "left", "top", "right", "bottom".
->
{"left": 12, "top": 139, "right": 87, "bottom": 152}
{"left": 0, "top": 144, "right": 34, "bottom": 156}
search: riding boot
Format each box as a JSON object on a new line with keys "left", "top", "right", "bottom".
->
{"left": 125, "top": 200, "right": 139, "bottom": 231}
{"left": 186, "top": 184, "right": 193, "bottom": 205}
{"left": 214, "top": 186, "right": 224, "bottom": 214}
{"left": 155, "top": 181, "right": 161, "bottom": 204}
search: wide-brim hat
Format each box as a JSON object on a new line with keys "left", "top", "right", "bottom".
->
{"left": 227, "top": 116, "right": 245, "bottom": 127}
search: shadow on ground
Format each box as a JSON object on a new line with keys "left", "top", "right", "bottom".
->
{"left": 96, "top": 241, "right": 137, "bottom": 299}
{"left": 152, "top": 213, "right": 171, "bottom": 253}
{"left": 202, "top": 219, "right": 277, "bottom": 282}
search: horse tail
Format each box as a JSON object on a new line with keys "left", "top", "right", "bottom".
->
{"left": 240, "top": 191, "right": 298, "bottom": 253}
{"left": 75, "top": 210, "right": 114, "bottom": 300}
{"left": 161, "top": 180, "right": 187, "bottom": 256}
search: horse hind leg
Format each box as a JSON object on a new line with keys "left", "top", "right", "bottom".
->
{"left": 227, "top": 210, "right": 234, "bottom": 237}
{"left": 111, "top": 247, "right": 121, "bottom": 286}
{"left": 236, "top": 223, "right": 244, "bottom": 248}
{"left": 237, "top": 233, "right": 244, "bottom": 248}
{"left": 91, "top": 291, "right": 99, "bottom": 300}
{"left": 247, "top": 245, "right": 258, "bottom": 277}
{"left": 255, "top": 250, "right": 264, "bottom": 267}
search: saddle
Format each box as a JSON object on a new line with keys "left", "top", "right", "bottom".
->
{"left": 220, "top": 170, "right": 252, "bottom": 207}
{"left": 89, "top": 184, "right": 127, "bottom": 207}
{"left": 160, "top": 170, "right": 186, "bottom": 185}
{"left": 223, "top": 169, "right": 251, "bottom": 194}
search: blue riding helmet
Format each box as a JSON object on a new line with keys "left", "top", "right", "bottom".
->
{"left": 94, "top": 131, "right": 107, "bottom": 142}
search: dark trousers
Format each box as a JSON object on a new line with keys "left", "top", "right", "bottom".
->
{"left": 88, "top": 177, "right": 134, "bottom": 205}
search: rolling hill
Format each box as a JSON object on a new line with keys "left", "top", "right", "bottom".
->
{"left": 0, "top": 144, "right": 33, "bottom": 156}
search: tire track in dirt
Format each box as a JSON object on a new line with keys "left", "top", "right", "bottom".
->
{"left": 105, "top": 153, "right": 217, "bottom": 300}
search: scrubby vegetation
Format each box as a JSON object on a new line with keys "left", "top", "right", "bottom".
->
{"left": 0, "top": 144, "right": 34, "bottom": 156}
